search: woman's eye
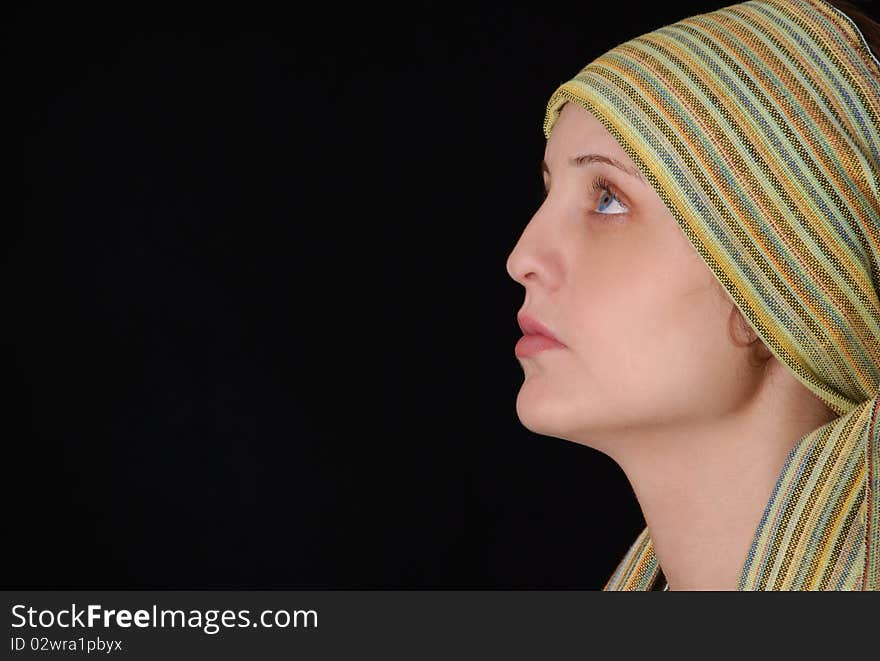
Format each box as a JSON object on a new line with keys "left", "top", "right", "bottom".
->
{"left": 596, "top": 188, "right": 627, "bottom": 215}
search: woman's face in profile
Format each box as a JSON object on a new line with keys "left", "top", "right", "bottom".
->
{"left": 506, "top": 101, "right": 761, "bottom": 454}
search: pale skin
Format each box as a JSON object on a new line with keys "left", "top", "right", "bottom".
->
{"left": 505, "top": 101, "right": 838, "bottom": 591}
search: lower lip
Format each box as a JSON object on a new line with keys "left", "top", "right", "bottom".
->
{"left": 515, "top": 334, "right": 566, "bottom": 358}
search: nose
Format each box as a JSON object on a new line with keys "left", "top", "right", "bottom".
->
{"left": 505, "top": 238, "right": 527, "bottom": 285}
{"left": 506, "top": 208, "right": 554, "bottom": 288}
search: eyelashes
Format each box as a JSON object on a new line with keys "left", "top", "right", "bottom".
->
{"left": 540, "top": 176, "right": 629, "bottom": 216}
{"left": 591, "top": 175, "right": 615, "bottom": 199}
{"left": 590, "top": 176, "right": 628, "bottom": 216}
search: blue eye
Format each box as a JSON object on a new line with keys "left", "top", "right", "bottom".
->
{"left": 593, "top": 179, "right": 628, "bottom": 216}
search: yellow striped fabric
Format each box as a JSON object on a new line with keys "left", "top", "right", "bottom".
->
{"left": 542, "top": 0, "right": 880, "bottom": 590}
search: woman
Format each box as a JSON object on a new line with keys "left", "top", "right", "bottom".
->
{"left": 506, "top": 0, "right": 880, "bottom": 590}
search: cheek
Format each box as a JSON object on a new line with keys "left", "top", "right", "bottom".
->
{"left": 569, "top": 262, "right": 735, "bottom": 396}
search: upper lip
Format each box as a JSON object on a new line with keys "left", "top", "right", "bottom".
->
{"left": 517, "top": 311, "right": 564, "bottom": 345}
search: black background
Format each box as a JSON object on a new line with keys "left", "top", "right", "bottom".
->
{"left": 4, "top": 0, "right": 830, "bottom": 588}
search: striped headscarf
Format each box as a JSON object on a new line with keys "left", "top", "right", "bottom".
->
{"left": 542, "top": 0, "right": 880, "bottom": 590}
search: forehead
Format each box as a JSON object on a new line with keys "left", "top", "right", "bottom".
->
{"left": 544, "top": 102, "right": 631, "bottom": 166}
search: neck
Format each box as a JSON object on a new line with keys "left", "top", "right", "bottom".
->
{"left": 607, "top": 370, "right": 835, "bottom": 591}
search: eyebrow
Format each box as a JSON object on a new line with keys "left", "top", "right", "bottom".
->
{"left": 541, "top": 153, "right": 647, "bottom": 184}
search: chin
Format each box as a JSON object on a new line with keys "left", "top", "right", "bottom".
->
{"left": 515, "top": 383, "right": 575, "bottom": 438}
{"left": 515, "top": 382, "right": 618, "bottom": 451}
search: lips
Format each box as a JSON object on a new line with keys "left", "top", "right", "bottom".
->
{"left": 516, "top": 312, "right": 565, "bottom": 345}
